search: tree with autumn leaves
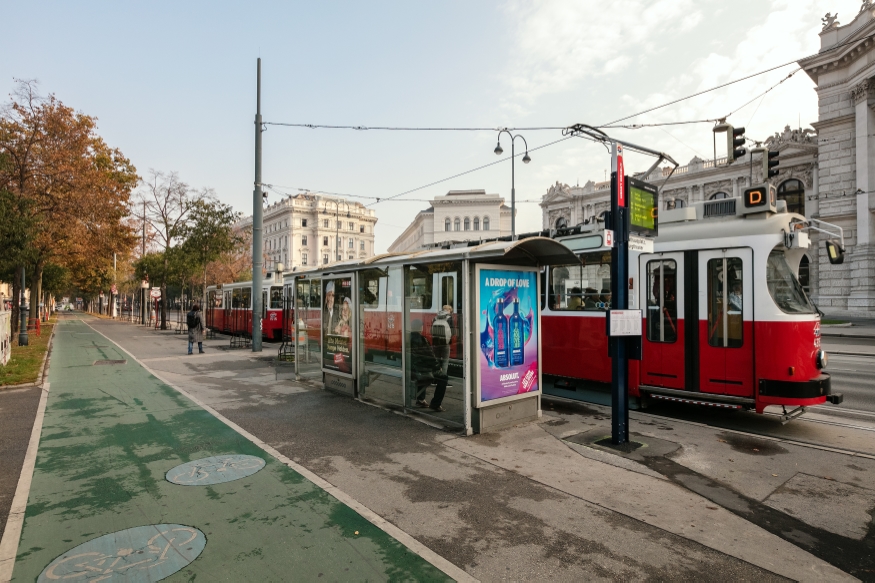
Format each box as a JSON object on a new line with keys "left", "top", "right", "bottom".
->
{"left": 0, "top": 81, "right": 138, "bottom": 333}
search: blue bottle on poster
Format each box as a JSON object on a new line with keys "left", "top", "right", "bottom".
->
{"left": 510, "top": 298, "right": 524, "bottom": 366}
{"left": 493, "top": 298, "right": 509, "bottom": 368}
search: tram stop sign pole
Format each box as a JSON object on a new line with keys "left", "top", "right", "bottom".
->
{"left": 608, "top": 142, "right": 631, "bottom": 445}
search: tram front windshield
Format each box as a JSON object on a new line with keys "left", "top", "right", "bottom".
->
{"left": 766, "top": 248, "right": 815, "bottom": 314}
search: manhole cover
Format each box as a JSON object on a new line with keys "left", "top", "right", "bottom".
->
{"left": 166, "top": 454, "right": 265, "bottom": 486}
{"left": 93, "top": 360, "right": 127, "bottom": 366}
{"left": 38, "top": 524, "right": 205, "bottom": 582}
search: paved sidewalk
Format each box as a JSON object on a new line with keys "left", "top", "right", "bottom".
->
{"left": 6, "top": 315, "right": 875, "bottom": 581}
{"left": 4, "top": 318, "right": 452, "bottom": 581}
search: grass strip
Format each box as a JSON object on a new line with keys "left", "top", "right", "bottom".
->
{"left": 0, "top": 318, "right": 54, "bottom": 387}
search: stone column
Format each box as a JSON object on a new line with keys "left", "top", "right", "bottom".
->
{"left": 850, "top": 79, "right": 875, "bottom": 311}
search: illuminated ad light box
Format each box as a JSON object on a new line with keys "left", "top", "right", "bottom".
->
{"left": 475, "top": 265, "right": 541, "bottom": 406}
{"left": 627, "top": 177, "right": 659, "bottom": 236}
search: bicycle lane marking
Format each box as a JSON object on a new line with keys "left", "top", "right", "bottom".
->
{"left": 81, "top": 319, "right": 475, "bottom": 583}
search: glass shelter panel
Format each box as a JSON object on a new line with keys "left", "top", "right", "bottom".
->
{"left": 295, "top": 279, "right": 322, "bottom": 380}
{"left": 404, "top": 262, "right": 464, "bottom": 427}
{"left": 358, "top": 266, "right": 405, "bottom": 406}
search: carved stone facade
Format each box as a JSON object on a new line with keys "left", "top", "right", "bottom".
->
{"left": 800, "top": 3, "right": 875, "bottom": 314}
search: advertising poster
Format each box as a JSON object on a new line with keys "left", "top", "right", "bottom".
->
{"left": 322, "top": 278, "right": 353, "bottom": 374}
{"left": 0, "top": 311, "right": 10, "bottom": 366}
{"left": 478, "top": 267, "right": 539, "bottom": 403}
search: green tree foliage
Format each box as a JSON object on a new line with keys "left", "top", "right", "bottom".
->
{"left": 179, "top": 197, "right": 242, "bottom": 306}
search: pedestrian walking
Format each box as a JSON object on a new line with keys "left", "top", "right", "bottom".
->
{"left": 409, "top": 319, "right": 448, "bottom": 412}
{"left": 187, "top": 304, "right": 206, "bottom": 354}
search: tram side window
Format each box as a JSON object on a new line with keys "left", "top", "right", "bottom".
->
{"left": 707, "top": 258, "right": 743, "bottom": 348}
{"left": 646, "top": 260, "right": 678, "bottom": 343}
{"left": 270, "top": 286, "right": 284, "bottom": 309}
{"left": 361, "top": 274, "right": 382, "bottom": 307}
{"left": 439, "top": 275, "right": 454, "bottom": 309}
{"left": 232, "top": 288, "right": 242, "bottom": 308}
{"left": 309, "top": 282, "right": 321, "bottom": 310}
{"left": 242, "top": 287, "right": 252, "bottom": 309}
{"left": 550, "top": 251, "right": 612, "bottom": 311}
{"left": 407, "top": 268, "right": 433, "bottom": 309}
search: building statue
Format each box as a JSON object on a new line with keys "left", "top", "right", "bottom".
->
{"left": 822, "top": 12, "right": 839, "bottom": 30}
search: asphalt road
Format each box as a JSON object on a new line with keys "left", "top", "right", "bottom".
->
{"left": 823, "top": 353, "right": 875, "bottom": 413}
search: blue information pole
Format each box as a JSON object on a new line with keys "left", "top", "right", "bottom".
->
{"left": 608, "top": 143, "right": 629, "bottom": 445}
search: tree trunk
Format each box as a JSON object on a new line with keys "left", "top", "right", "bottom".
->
{"left": 160, "top": 254, "right": 168, "bottom": 330}
{"left": 11, "top": 266, "right": 21, "bottom": 336}
{"left": 29, "top": 264, "right": 43, "bottom": 323}
{"left": 202, "top": 264, "right": 208, "bottom": 313}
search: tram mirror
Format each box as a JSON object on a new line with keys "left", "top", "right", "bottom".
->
{"left": 825, "top": 240, "right": 844, "bottom": 265}
{"left": 627, "top": 178, "right": 659, "bottom": 236}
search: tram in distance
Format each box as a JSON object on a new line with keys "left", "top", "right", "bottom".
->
{"left": 542, "top": 190, "right": 844, "bottom": 417}
{"left": 205, "top": 272, "right": 285, "bottom": 341}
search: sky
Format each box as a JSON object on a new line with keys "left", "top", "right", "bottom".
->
{"left": 2, "top": 0, "right": 865, "bottom": 253}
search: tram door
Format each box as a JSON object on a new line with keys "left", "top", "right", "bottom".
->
{"left": 640, "top": 253, "right": 685, "bottom": 389}
{"left": 698, "top": 248, "right": 754, "bottom": 396}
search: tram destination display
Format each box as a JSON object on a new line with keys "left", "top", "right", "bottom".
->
{"left": 476, "top": 266, "right": 540, "bottom": 405}
{"left": 322, "top": 278, "right": 353, "bottom": 374}
{"left": 627, "top": 177, "right": 658, "bottom": 236}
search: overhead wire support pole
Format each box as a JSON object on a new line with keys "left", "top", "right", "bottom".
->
{"left": 564, "top": 123, "right": 679, "bottom": 446}
{"left": 252, "top": 58, "right": 264, "bottom": 352}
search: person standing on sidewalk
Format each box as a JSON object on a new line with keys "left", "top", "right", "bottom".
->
{"left": 187, "top": 304, "right": 206, "bottom": 354}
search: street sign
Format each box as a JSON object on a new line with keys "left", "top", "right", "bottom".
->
{"left": 110, "top": 284, "right": 118, "bottom": 294}
{"left": 608, "top": 310, "right": 642, "bottom": 336}
{"left": 616, "top": 145, "right": 626, "bottom": 207}
{"left": 628, "top": 235, "right": 654, "bottom": 253}
{"left": 150, "top": 288, "right": 161, "bottom": 299}
{"left": 604, "top": 229, "right": 615, "bottom": 248}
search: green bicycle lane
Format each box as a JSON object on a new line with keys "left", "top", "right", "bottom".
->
{"left": 11, "top": 319, "right": 452, "bottom": 582}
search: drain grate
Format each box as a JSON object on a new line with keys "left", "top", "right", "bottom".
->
{"left": 93, "top": 359, "right": 127, "bottom": 365}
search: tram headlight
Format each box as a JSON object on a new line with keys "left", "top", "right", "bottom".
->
{"left": 816, "top": 350, "right": 828, "bottom": 370}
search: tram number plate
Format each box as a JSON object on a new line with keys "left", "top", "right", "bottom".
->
{"left": 608, "top": 310, "right": 642, "bottom": 337}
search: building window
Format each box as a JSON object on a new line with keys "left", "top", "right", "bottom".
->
{"left": 337, "top": 220, "right": 342, "bottom": 229}
{"left": 483, "top": 217, "right": 490, "bottom": 231}
{"left": 302, "top": 219, "right": 307, "bottom": 227}
{"left": 445, "top": 218, "right": 451, "bottom": 231}
{"left": 302, "top": 253, "right": 308, "bottom": 266}
{"left": 360, "top": 225, "right": 365, "bottom": 233}
{"left": 302, "top": 236, "right": 308, "bottom": 246}
{"left": 778, "top": 179, "right": 805, "bottom": 216}
{"left": 349, "top": 221, "right": 355, "bottom": 231}
{"left": 709, "top": 191, "right": 730, "bottom": 200}
{"left": 474, "top": 217, "right": 480, "bottom": 230}
{"left": 323, "top": 254, "right": 329, "bottom": 264}
{"left": 323, "top": 236, "right": 328, "bottom": 246}
{"left": 323, "top": 219, "right": 329, "bottom": 228}
{"left": 348, "top": 253, "right": 354, "bottom": 260}
{"left": 454, "top": 218, "right": 460, "bottom": 231}
{"left": 360, "top": 241, "right": 365, "bottom": 250}
{"left": 348, "top": 238, "right": 354, "bottom": 249}
{"left": 464, "top": 217, "right": 470, "bottom": 231}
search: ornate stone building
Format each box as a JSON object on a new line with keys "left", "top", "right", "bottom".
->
{"left": 388, "top": 190, "right": 513, "bottom": 253}
{"left": 541, "top": 3, "right": 875, "bottom": 316}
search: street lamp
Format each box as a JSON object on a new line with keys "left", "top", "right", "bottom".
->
{"left": 323, "top": 199, "right": 352, "bottom": 262}
{"left": 494, "top": 129, "right": 531, "bottom": 238}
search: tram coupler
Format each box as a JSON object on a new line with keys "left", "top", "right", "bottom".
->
{"left": 780, "top": 405, "right": 807, "bottom": 425}
{"left": 826, "top": 393, "right": 844, "bottom": 405}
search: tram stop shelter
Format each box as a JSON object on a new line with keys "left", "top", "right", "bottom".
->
{"left": 282, "top": 237, "right": 580, "bottom": 434}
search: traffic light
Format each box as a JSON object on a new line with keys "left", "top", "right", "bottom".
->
{"left": 713, "top": 123, "right": 746, "bottom": 164}
{"left": 729, "top": 126, "right": 746, "bottom": 161}
{"left": 764, "top": 150, "right": 779, "bottom": 178}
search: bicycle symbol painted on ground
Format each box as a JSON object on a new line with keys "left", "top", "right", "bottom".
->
{"left": 165, "top": 454, "right": 266, "bottom": 486}
{"left": 38, "top": 524, "right": 205, "bottom": 582}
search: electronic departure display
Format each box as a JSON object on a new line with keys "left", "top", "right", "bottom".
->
{"left": 627, "top": 177, "right": 658, "bottom": 236}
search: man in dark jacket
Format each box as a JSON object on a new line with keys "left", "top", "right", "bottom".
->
{"left": 409, "top": 319, "right": 447, "bottom": 412}
{"left": 187, "top": 304, "right": 206, "bottom": 355}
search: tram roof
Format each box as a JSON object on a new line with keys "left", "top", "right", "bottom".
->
{"left": 281, "top": 236, "right": 579, "bottom": 280}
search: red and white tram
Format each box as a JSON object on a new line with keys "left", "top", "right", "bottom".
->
{"left": 542, "top": 194, "right": 843, "bottom": 415}
{"left": 206, "top": 274, "right": 285, "bottom": 341}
